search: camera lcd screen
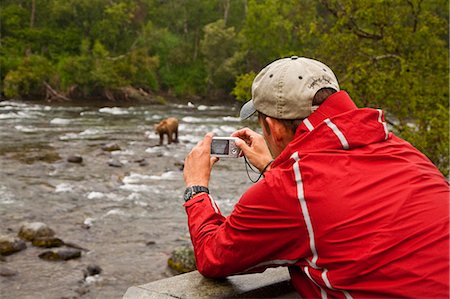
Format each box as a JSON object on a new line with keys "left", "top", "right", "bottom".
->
{"left": 211, "top": 139, "right": 229, "bottom": 155}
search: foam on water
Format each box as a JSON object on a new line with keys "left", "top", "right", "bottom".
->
{"left": 196, "top": 104, "right": 232, "bottom": 111}
{"left": 60, "top": 128, "right": 108, "bottom": 140}
{"left": 122, "top": 173, "right": 154, "bottom": 184}
{"left": 0, "top": 186, "right": 15, "bottom": 204}
{"left": 222, "top": 116, "right": 241, "bottom": 122}
{"left": 59, "top": 133, "right": 79, "bottom": 141}
{"left": 55, "top": 183, "right": 74, "bottom": 193}
{"left": 14, "top": 125, "right": 39, "bottom": 133}
{"left": 149, "top": 171, "right": 177, "bottom": 180}
{"left": 181, "top": 116, "right": 219, "bottom": 123}
{"left": 127, "top": 193, "right": 141, "bottom": 201}
{"left": 79, "top": 128, "right": 104, "bottom": 136}
{"left": 145, "top": 131, "right": 159, "bottom": 140}
{"left": 111, "top": 149, "right": 135, "bottom": 156}
{"left": 103, "top": 209, "right": 127, "bottom": 217}
{"left": 86, "top": 192, "right": 105, "bottom": 200}
{"left": 0, "top": 111, "right": 34, "bottom": 119}
{"left": 50, "top": 118, "right": 72, "bottom": 125}
{"left": 83, "top": 217, "right": 96, "bottom": 227}
{"left": 99, "top": 107, "right": 129, "bottom": 115}
{"left": 0, "top": 101, "right": 29, "bottom": 108}
{"left": 119, "top": 184, "right": 153, "bottom": 193}
{"left": 145, "top": 146, "right": 164, "bottom": 154}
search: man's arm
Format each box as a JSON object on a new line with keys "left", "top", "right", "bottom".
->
{"left": 183, "top": 132, "right": 306, "bottom": 278}
{"left": 184, "top": 178, "right": 306, "bottom": 278}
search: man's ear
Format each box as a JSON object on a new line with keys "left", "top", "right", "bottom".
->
{"left": 266, "top": 117, "right": 286, "bottom": 145}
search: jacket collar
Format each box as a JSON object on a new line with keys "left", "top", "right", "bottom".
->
{"left": 272, "top": 91, "right": 390, "bottom": 167}
{"left": 296, "top": 90, "right": 357, "bottom": 135}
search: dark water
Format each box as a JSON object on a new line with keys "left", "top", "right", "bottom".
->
{"left": 0, "top": 100, "right": 253, "bottom": 298}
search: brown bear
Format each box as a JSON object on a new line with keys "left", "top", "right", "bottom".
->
{"left": 154, "top": 117, "right": 179, "bottom": 145}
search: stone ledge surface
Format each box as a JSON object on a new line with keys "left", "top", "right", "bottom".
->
{"left": 123, "top": 267, "right": 300, "bottom": 298}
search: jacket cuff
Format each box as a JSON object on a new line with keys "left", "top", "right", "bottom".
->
{"left": 183, "top": 192, "right": 209, "bottom": 207}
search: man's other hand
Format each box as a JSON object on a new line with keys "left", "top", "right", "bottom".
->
{"left": 232, "top": 128, "right": 273, "bottom": 172}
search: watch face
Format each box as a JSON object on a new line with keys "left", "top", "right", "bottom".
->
{"left": 183, "top": 187, "right": 193, "bottom": 202}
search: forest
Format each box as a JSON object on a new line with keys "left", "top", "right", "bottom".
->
{"left": 0, "top": 0, "right": 448, "bottom": 175}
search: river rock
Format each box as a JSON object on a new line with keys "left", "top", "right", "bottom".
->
{"left": 0, "top": 266, "right": 18, "bottom": 277}
{"left": 0, "top": 235, "right": 27, "bottom": 256}
{"left": 167, "top": 246, "right": 196, "bottom": 274}
{"left": 108, "top": 160, "right": 123, "bottom": 167}
{"left": 102, "top": 142, "right": 121, "bottom": 152}
{"left": 174, "top": 160, "right": 184, "bottom": 171}
{"left": 18, "top": 222, "right": 55, "bottom": 241}
{"left": 32, "top": 237, "right": 64, "bottom": 248}
{"left": 38, "top": 248, "right": 81, "bottom": 261}
{"left": 67, "top": 155, "right": 83, "bottom": 163}
{"left": 83, "top": 264, "right": 102, "bottom": 278}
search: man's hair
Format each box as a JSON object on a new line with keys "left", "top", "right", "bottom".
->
{"left": 259, "top": 88, "right": 337, "bottom": 134}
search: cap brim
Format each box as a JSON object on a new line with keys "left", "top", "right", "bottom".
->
{"left": 240, "top": 100, "right": 257, "bottom": 120}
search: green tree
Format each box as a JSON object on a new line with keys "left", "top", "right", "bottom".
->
{"left": 200, "top": 19, "right": 242, "bottom": 91}
{"left": 3, "top": 55, "right": 54, "bottom": 99}
{"left": 316, "top": 0, "right": 449, "bottom": 175}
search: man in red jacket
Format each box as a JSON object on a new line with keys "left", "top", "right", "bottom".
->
{"left": 183, "top": 56, "right": 449, "bottom": 298}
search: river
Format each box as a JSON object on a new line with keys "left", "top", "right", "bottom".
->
{"left": 0, "top": 99, "right": 254, "bottom": 298}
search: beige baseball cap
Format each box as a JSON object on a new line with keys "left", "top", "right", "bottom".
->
{"left": 240, "top": 56, "right": 340, "bottom": 120}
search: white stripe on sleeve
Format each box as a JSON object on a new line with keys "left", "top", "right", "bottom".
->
{"left": 291, "top": 152, "right": 319, "bottom": 268}
{"left": 324, "top": 118, "right": 349, "bottom": 150}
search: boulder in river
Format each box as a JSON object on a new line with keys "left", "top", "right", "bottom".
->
{"left": 108, "top": 160, "right": 123, "bottom": 167}
{"left": 83, "top": 264, "right": 102, "bottom": 278}
{"left": 38, "top": 248, "right": 81, "bottom": 261}
{"left": 101, "top": 142, "right": 121, "bottom": 152}
{"left": 167, "top": 246, "right": 196, "bottom": 274}
{"left": 0, "top": 235, "right": 26, "bottom": 256}
{"left": 0, "top": 266, "right": 18, "bottom": 277}
{"left": 18, "top": 222, "right": 55, "bottom": 241}
{"left": 32, "top": 237, "right": 64, "bottom": 248}
{"left": 67, "top": 155, "right": 83, "bottom": 163}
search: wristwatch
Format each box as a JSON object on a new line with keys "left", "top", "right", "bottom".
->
{"left": 183, "top": 185, "right": 209, "bottom": 202}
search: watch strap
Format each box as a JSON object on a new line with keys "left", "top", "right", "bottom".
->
{"left": 184, "top": 185, "right": 209, "bottom": 202}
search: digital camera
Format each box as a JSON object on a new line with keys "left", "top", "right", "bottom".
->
{"left": 211, "top": 137, "right": 241, "bottom": 158}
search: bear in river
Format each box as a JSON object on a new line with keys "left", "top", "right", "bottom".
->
{"left": 154, "top": 117, "right": 179, "bottom": 145}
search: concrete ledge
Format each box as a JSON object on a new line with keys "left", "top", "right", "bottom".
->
{"left": 123, "top": 267, "right": 300, "bottom": 298}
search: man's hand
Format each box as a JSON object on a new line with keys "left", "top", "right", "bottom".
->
{"left": 231, "top": 128, "right": 273, "bottom": 172}
{"left": 184, "top": 132, "right": 219, "bottom": 187}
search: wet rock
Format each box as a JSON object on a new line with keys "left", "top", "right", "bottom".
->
{"left": 83, "top": 264, "right": 102, "bottom": 278}
{"left": 38, "top": 248, "right": 81, "bottom": 261}
{"left": 82, "top": 217, "right": 95, "bottom": 229}
{"left": 174, "top": 161, "right": 184, "bottom": 171}
{"left": 32, "top": 237, "right": 64, "bottom": 248}
{"left": 18, "top": 222, "right": 55, "bottom": 241}
{"left": 0, "top": 266, "right": 18, "bottom": 277}
{"left": 0, "top": 235, "right": 26, "bottom": 256}
{"left": 67, "top": 155, "right": 83, "bottom": 163}
{"left": 108, "top": 160, "right": 123, "bottom": 168}
{"left": 167, "top": 246, "right": 196, "bottom": 274}
{"left": 102, "top": 142, "right": 121, "bottom": 152}
{"left": 134, "top": 157, "right": 148, "bottom": 166}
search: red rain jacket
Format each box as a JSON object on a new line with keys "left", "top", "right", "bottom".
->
{"left": 184, "top": 91, "right": 449, "bottom": 298}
